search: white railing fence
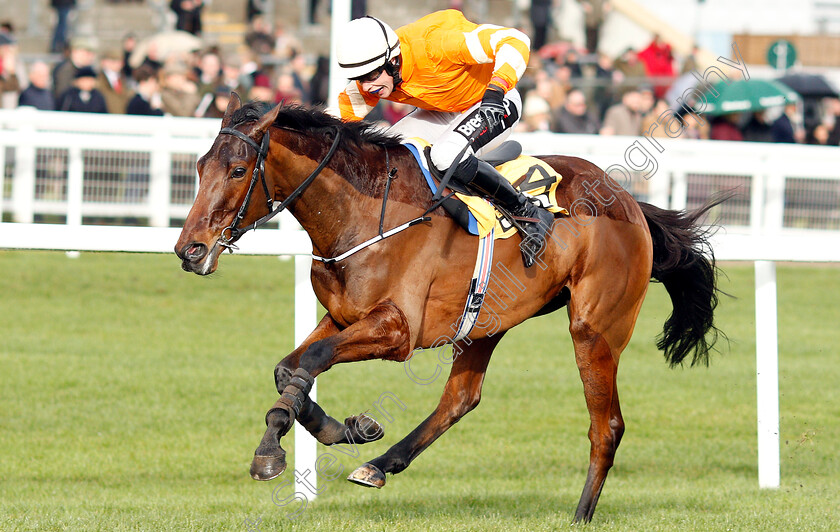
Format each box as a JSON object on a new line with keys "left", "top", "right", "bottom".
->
{"left": 4, "top": 108, "right": 840, "bottom": 492}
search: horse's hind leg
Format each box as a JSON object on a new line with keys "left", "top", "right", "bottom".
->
{"left": 347, "top": 333, "right": 503, "bottom": 488}
{"left": 568, "top": 272, "right": 647, "bottom": 523}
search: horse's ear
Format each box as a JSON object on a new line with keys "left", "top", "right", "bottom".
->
{"left": 253, "top": 103, "right": 282, "bottom": 138}
{"left": 221, "top": 92, "right": 242, "bottom": 129}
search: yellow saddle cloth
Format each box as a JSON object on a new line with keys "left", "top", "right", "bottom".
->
{"left": 405, "top": 138, "right": 569, "bottom": 239}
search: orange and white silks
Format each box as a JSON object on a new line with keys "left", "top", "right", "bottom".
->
{"left": 337, "top": 9, "right": 530, "bottom": 121}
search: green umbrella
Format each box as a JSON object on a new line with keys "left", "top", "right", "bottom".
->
{"left": 701, "top": 79, "right": 800, "bottom": 116}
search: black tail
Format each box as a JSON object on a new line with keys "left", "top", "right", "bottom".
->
{"left": 640, "top": 196, "right": 729, "bottom": 367}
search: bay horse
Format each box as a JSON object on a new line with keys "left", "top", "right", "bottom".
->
{"left": 175, "top": 94, "right": 722, "bottom": 523}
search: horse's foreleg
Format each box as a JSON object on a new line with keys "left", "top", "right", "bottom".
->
{"left": 272, "top": 314, "right": 382, "bottom": 447}
{"left": 347, "top": 334, "right": 502, "bottom": 488}
{"left": 273, "top": 312, "right": 340, "bottom": 392}
{"left": 251, "top": 300, "right": 411, "bottom": 481}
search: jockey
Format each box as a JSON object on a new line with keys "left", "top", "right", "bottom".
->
{"left": 334, "top": 10, "right": 554, "bottom": 267}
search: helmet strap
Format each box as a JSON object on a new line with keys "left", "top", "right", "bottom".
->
{"left": 385, "top": 56, "right": 403, "bottom": 87}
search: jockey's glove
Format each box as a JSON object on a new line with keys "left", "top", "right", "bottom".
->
{"left": 479, "top": 84, "right": 506, "bottom": 131}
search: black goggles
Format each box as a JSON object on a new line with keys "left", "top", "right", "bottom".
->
{"left": 352, "top": 65, "right": 387, "bottom": 83}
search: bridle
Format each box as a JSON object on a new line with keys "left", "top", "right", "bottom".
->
{"left": 214, "top": 120, "right": 428, "bottom": 265}
{"left": 216, "top": 125, "right": 342, "bottom": 250}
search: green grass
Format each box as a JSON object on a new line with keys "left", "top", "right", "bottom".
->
{"left": 1, "top": 251, "right": 838, "bottom": 531}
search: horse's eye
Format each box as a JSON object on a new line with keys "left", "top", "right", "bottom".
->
{"left": 231, "top": 166, "right": 247, "bottom": 179}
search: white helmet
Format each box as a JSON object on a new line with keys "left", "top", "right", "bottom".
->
{"left": 336, "top": 16, "right": 401, "bottom": 80}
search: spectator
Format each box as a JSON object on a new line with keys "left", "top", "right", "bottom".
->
{"left": 134, "top": 41, "right": 164, "bottom": 78}
{"left": 19, "top": 61, "right": 55, "bottom": 110}
{"left": 126, "top": 65, "right": 164, "bottom": 115}
{"left": 240, "top": 50, "right": 261, "bottom": 87}
{"left": 219, "top": 53, "right": 248, "bottom": 95}
{"left": 248, "top": 72, "right": 274, "bottom": 102}
{"left": 247, "top": 0, "right": 267, "bottom": 23}
{"left": 771, "top": 102, "right": 804, "bottom": 143}
{"left": 274, "top": 67, "right": 303, "bottom": 105}
{"left": 592, "top": 52, "right": 617, "bottom": 119}
{"left": 273, "top": 22, "right": 302, "bottom": 62}
{"left": 552, "top": 64, "right": 575, "bottom": 99}
{"left": 578, "top": 0, "right": 610, "bottom": 53}
{"left": 160, "top": 62, "right": 200, "bottom": 117}
{"left": 613, "top": 47, "right": 646, "bottom": 88}
{"left": 806, "top": 123, "right": 830, "bottom": 145}
{"left": 307, "top": 0, "right": 321, "bottom": 25}
{"left": 50, "top": 0, "right": 77, "bottom": 53}
{"left": 0, "top": 32, "right": 20, "bottom": 108}
{"left": 637, "top": 35, "right": 675, "bottom": 98}
{"left": 531, "top": 68, "right": 566, "bottom": 111}
{"left": 637, "top": 85, "right": 654, "bottom": 115}
{"left": 600, "top": 88, "right": 642, "bottom": 136}
{"left": 245, "top": 16, "right": 274, "bottom": 56}
{"left": 56, "top": 66, "right": 108, "bottom": 113}
{"left": 741, "top": 111, "right": 773, "bottom": 143}
{"left": 97, "top": 49, "right": 133, "bottom": 114}
{"left": 557, "top": 49, "right": 582, "bottom": 78}
{"left": 351, "top": 0, "right": 368, "bottom": 19}
{"left": 825, "top": 98, "right": 840, "bottom": 145}
{"left": 287, "top": 51, "right": 310, "bottom": 102}
{"left": 308, "top": 55, "right": 329, "bottom": 107}
{"left": 530, "top": 0, "right": 554, "bottom": 52}
{"left": 121, "top": 33, "right": 137, "bottom": 79}
{"left": 518, "top": 93, "right": 552, "bottom": 132}
{"left": 52, "top": 36, "right": 97, "bottom": 100}
{"left": 681, "top": 44, "right": 700, "bottom": 74}
{"left": 170, "top": 0, "right": 204, "bottom": 36}
{"left": 201, "top": 85, "right": 232, "bottom": 119}
{"left": 709, "top": 114, "right": 743, "bottom": 142}
{"left": 195, "top": 51, "right": 222, "bottom": 97}
{"left": 552, "top": 88, "right": 600, "bottom": 134}
{"left": 681, "top": 112, "right": 710, "bottom": 140}
{"left": 641, "top": 98, "right": 671, "bottom": 139}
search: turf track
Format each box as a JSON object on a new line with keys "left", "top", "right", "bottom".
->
{"left": 1, "top": 251, "right": 838, "bottom": 531}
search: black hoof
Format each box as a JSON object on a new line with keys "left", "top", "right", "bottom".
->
{"left": 347, "top": 463, "right": 386, "bottom": 488}
{"left": 250, "top": 452, "right": 287, "bottom": 481}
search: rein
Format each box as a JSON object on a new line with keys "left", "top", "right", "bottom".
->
{"left": 312, "top": 146, "right": 431, "bottom": 265}
{"left": 216, "top": 122, "right": 430, "bottom": 264}
{"left": 217, "top": 126, "right": 343, "bottom": 250}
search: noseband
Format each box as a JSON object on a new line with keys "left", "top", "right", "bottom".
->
{"left": 217, "top": 126, "right": 342, "bottom": 250}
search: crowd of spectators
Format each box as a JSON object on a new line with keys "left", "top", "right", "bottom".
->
{"left": 0, "top": 16, "right": 332, "bottom": 119}
{"left": 511, "top": 36, "right": 840, "bottom": 147}
{"left": 2, "top": 8, "right": 840, "bottom": 148}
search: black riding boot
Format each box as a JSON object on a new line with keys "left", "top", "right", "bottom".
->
{"left": 467, "top": 160, "right": 554, "bottom": 267}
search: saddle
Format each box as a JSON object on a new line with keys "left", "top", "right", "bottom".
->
{"left": 403, "top": 139, "right": 569, "bottom": 239}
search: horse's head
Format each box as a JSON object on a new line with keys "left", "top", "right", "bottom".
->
{"left": 175, "top": 93, "right": 281, "bottom": 274}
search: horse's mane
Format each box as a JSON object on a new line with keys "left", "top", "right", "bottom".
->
{"left": 229, "top": 101, "right": 416, "bottom": 200}
{"left": 229, "top": 101, "right": 404, "bottom": 150}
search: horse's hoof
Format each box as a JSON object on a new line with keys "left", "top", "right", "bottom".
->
{"left": 346, "top": 413, "right": 385, "bottom": 443}
{"left": 347, "top": 463, "right": 386, "bottom": 488}
{"left": 250, "top": 453, "right": 287, "bottom": 481}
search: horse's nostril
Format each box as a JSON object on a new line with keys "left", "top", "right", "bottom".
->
{"left": 183, "top": 242, "right": 207, "bottom": 261}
